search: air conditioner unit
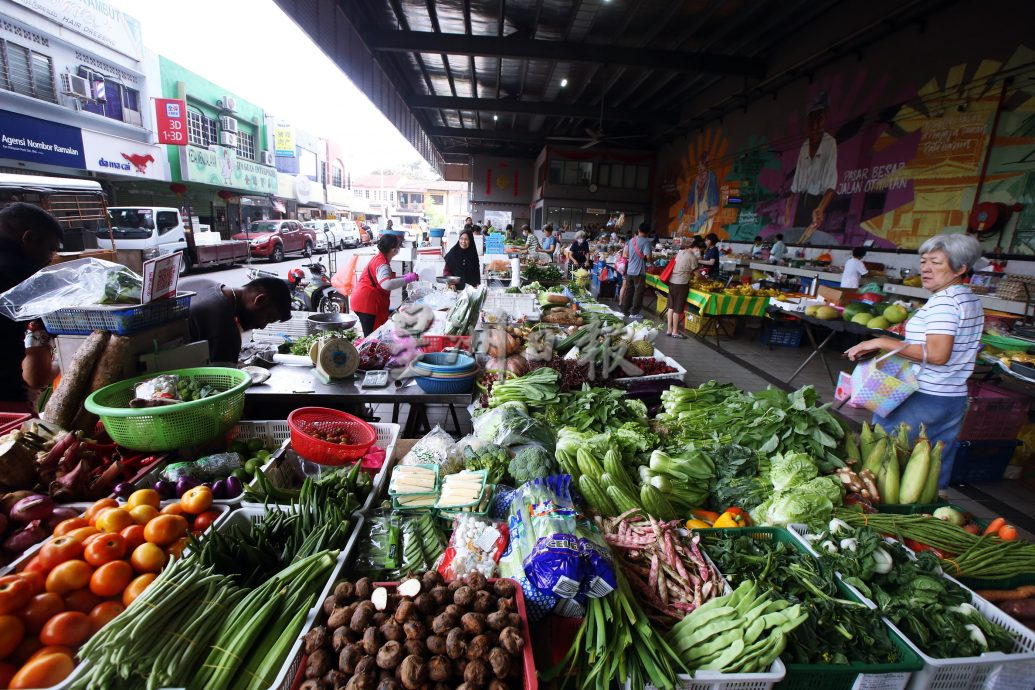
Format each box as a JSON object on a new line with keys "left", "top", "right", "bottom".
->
{"left": 260, "top": 151, "right": 275, "bottom": 166}
{"left": 60, "top": 73, "right": 91, "bottom": 99}
{"left": 217, "top": 95, "right": 237, "bottom": 112}
{"left": 219, "top": 116, "right": 238, "bottom": 133}
{"left": 123, "top": 108, "right": 143, "bottom": 127}
{"left": 220, "top": 131, "right": 238, "bottom": 148}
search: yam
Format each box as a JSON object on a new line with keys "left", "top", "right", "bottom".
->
{"left": 74, "top": 334, "right": 131, "bottom": 431}
{"left": 42, "top": 330, "right": 109, "bottom": 429}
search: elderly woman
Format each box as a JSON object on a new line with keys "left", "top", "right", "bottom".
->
{"left": 666, "top": 238, "right": 698, "bottom": 338}
{"left": 845, "top": 233, "right": 984, "bottom": 489}
{"left": 566, "top": 231, "right": 592, "bottom": 274}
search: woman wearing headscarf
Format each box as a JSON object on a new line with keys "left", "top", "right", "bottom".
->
{"left": 442, "top": 230, "right": 481, "bottom": 288}
{"left": 351, "top": 234, "right": 418, "bottom": 336}
{"left": 565, "top": 231, "right": 592, "bottom": 278}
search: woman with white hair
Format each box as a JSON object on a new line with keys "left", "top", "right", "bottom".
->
{"left": 845, "top": 233, "right": 984, "bottom": 489}
{"left": 566, "top": 231, "right": 592, "bottom": 277}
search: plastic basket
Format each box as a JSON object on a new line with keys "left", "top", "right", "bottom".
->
{"left": 420, "top": 334, "right": 473, "bottom": 353}
{"left": 0, "top": 412, "right": 32, "bottom": 435}
{"left": 414, "top": 373, "right": 478, "bottom": 394}
{"left": 389, "top": 463, "right": 440, "bottom": 496}
{"left": 959, "top": 380, "right": 1031, "bottom": 441}
{"left": 41, "top": 291, "right": 194, "bottom": 336}
{"left": 760, "top": 320, "right": 804, "bottom": 348}
{"left": 949, "top": 439, "right": 1021, "bottom": 484}
{"left": 288, "top": 407, "right": 377, "bottom": 466}
{"left": 412, "top": 351, "right": 478, "bottom": 372}
{"left": 85, "top": 367, "right": 251, "bottom": 452}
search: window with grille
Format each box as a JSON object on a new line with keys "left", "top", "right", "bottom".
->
{"left": 187, "top": 110, "right": 218, "bottom": 147}
{"left": 236, "top": 130, "right": 255, "bottom": 161}
{"left": 332, "top": 164, "right": 343, "bottom": 187}
{"left": 0, "top": 39, "right": 57, "bottom": 102}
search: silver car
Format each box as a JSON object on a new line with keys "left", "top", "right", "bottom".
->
{"left": 305, "top": 220, "right": 346, "bottom": 252}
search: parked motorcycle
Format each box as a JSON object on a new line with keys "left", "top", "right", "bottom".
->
{"left": 246, "top": 260, "right": 346, "bottom": 313}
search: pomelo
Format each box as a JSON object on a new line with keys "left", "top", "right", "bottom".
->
{"left": 884, "top": 305, "right": 908, "bottom": 324}
{"left": 867, "top": 316, "right": 891, "bottom": 330}
{"left": 816, "top": 306, "right": 839, "bottom": 320}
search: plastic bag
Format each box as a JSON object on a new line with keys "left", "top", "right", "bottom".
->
{"left": 331, "top": 254, "right": 358, "bottom": 297}
{"left": 401, "top": 425, "right": 456, "bottom": 465}
{"left": 354, "top": 513, "right": 401, "bottom": 574}
{"left": 0, "top": 258, "right": 144, "bottom": 321}
{"left": 491, "top": 413, "right": 554, "bottom": 449}
{"left": 134, "top": 374, "right": 179, "bottom": 401}
{"left": 511, "top": 475, "right": 581, "bottom": 600}
{"left": 444, "top": 434, "right": 486, "bottom": 474}
{"left": 437, "top": 514, "right": 509, "bottom": 581}
{"left": 472, "top": 401, "right": 529, "bottom": 443}
{"left": 160, "top": 453, "right": 243, "bottom": 482}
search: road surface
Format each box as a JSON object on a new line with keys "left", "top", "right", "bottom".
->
{"left": 183, "top": 245, "right": 378, "bottom": 287}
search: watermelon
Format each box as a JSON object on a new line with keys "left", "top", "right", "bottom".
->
{"left": 842, "top": 302, "right": 872, "bottom": 321}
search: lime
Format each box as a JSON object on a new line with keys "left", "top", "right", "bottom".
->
{"left": 244, "top": 458, "right": 260, "bottom": 475}
{"left": 256, "top": 450, "right": 271, "bottom": 460}
{"left": 246, "top": 438, "right": 266, "bottom": 453}
{"left": 231, "top": 468, "right": 251, "bottom": 481}
{"left": 229, "top": 440, "right": 248, "bottom": 455}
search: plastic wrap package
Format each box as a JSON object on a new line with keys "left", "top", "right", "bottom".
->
{"left": 160, "top": 453, "right": 244, "bottom": 482}
{"left": 472, "top": 401, "right": 554, "bottom": 449}
{"left": 437, "top": 514, "right": 509, "bottom": 580}
{"left": 134, "top": 374, "right": 179, "bottom": 401}
{"left": 356, "top": 340, "right": 393, "bottom": 370}
{"left": 0, "top": 258, "right": 143, "bottom": 321}
{"left": 354, "top": 513, "right": 401, "bottom": 574}
{"left": 443, "top": 434, "right": 486, "bottom": 474}
{"left": 400, "top": 425, "right": 456, "bottom": 465}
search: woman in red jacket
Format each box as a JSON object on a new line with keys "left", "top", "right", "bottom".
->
{"left": 351, "top": 234, "right": 418, "bottom": 335}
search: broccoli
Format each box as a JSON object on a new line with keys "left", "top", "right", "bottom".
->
{"left": 464, "top": 443, "right": 510, "bottom": 483}
{"left": 508, "top": 445, "right": 554, "bottom": 484}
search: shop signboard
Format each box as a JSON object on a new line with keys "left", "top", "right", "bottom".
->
{"left": 0, "top": 109, "right": 85, "bottom": 168}
{"left": 181, "top": 145, "right": 277, "bottom": 194}
{"left": 274, "top": 124, "right": 296, "bottom": 157}
{"left": 11, "top": 0, "right": 143, "bottom": 60}
{"left": 82, "top": 130, "right": 164, "bottom": 180}
{"left": 484, "top": 233, "right": 505, "bottom": 255}
{"left": 154, "top": 98, "right": 188, "bottom": 145}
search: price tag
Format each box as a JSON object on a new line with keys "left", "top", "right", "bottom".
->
{"left": 851, "top": 672, "right": 910, "bottom": 690}
{"left": 984, "top": 663, "right": 1035, "bottom": 690}
{"left": 141, "top": 253, "right": 181, "bottom": 303}
{"left": 474, "top": 525, "right": 501, "bottom": 552}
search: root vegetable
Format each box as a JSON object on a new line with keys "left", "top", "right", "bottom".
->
{"left": 397, "top": 578, "right": 422, "bottom": 597}
{"left": 422, "top": 571, "right": 444, "bottom": 589}
{"left": 370, "top": 586, "right": 388, "bottom": 611}
{"left": 345, "top": 676, "right": 375, "bottom": 690}
{"left": 299, "top": 681, "right": 325, "bottom": 690}
{"left": 380, "top": 620, "right": 404, "bottom": 642}
{"left": 306, "top": 649, "right": 333, "bottom": 679}
{"left": 323, "top": 595, "right": 337, "bottom": 617}
{"left": 488, "top": 680, "right": 508, "bottom": 690}
{"left": 399, "top": 654, "right": 427, "bottom": 690}
{"left": 464, "top": 659, "right": 491, "bottom": 687}
{"left": 376, "top": 640, "right": 404, "bottom": 669}
{"left": 377, "top": 680, "right": 401, "bottom": 690}
{"left": 446, "top": 628, "right": 467, "bottom": 659}
{"left": 427, "top": 655, "right": 451, "bottom": 682}
{"left": 454, "top": 586, "right": 475, "bottom": 607}
{"left": 444, "top": 604, "right": 464, "bottom": 620}
{"left": 488, "top": 647, "right": 510, "bottom": 678}
{"left": 354, "top": 657, "right": 377, "bottom": 679}
{"left": 43, "top": 330, "right": 109, "bottom": 429}
{"left": 461, "top": 612, "right": 487, "bottom": 635}
{"left": 492, "top": 579, "right": 516, "bottom": 598}
{"left": 466, "top": 572, "right": 488, "bottom": 591}
{"left": 430, "top": 586, "right": 450, "bottom": 607}
{"left": 403, "top": 639, "right": 427, "bottom": 658}
{"left": 466, "top": 634, "right": 492, "bottom": 661}
{"left": 448, "top": 580, "right": 465, "bottom": 593}
{"left": 472, "top": 591, "right": 494, "bottom": 613}
{"left": 414, "top": 593, "right": 435, "bottom": 614}
{"left": 496, "top": 597, "right": 514, "bottom": 613}
{"left": 432, "top": 612, "right": 457, "bottom": 635}
{"left": 498, "top": 627, "right": 524, "bottom": 655}
{"left": 323, "top": 670, "right": 348, "bottom": 688}
{"left": 355, "top": 577, "right": 373, "bottom": 599}
{"left": 335, "top": 581, "right": 357, "bottom": 603}
{"left": 351, "top": 601, "right": 376, "bottom": 632}
{"left": 362, "top": 627, "right": 384, "bottom": 655}
{"left": 394, "top": 600, "right": 418, "bottom": 624}
{"left": 1001, "top": 599, "right": 1035, "bottom": 619}
{"left": 427, "top": 635, "right": 447, "bottom": 656}
{"left": 402, "top": 620, "right": 427, "bottom": 641}
{"left": 340, "top": 644, "right": 363, "bottom": 673}
{"left": 305, "top": 626, "right": 329, "bottom": 655}
{"left": 486, "top": 612, "right": 509, "bottom": 631}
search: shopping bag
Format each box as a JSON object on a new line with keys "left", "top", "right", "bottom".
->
{"left": 848, "top": 346, "right": 919, "bottom": 417}
{"left": 615, "top": 255, "right": 628, "bottom": 275}
{"left": 598, "top": 267, "right": 610, "bottom": 282}
{"left": 659, "top": 259, "right": 675, "bottom": 283}
{"left": 834, "top": 371, "right": 863, "bottom": 408}
{"left": 331, "top": 254, "right": 359, "bottom": 296}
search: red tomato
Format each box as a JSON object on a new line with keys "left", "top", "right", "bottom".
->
{"left": 19, "top": 592, "right": 64, "bottom": 634}
{"left": 62, "top": 588, "right": 102, "bottom": 614}
{"left": 17, "top": 571, "right": 44, "bottom": 597}
{"left": 0, "top": 575, "right": 33, "bottom": 615}
{"left": 120, "top": 524, "right": 147, "bottom": 552}
{"left": 89, "top": 561, "right": 133, "bottom": 598}
{"left": 88, "top": 601, "right": 125, "bottom": 630}
{"left": 51, "top": 517, "right": 90, "bottom": 538}
{"left": 38, "top": 536, "right": 85, "bottom": 571}
{"left": 0, "top": 614, "right": 25, "bottom": 658}
{"left": 18, "top": 556, "right": 47, "bottom": 577}
{"left": 191, "top": 509, "right": 221, "bottom": 534}
{"left": 8, "top": 636, "right": 41, "bottom": 666}
{"left": 8, "top": 652, "right": 75, "bottom": 688}
{"left": 122, "top": 574, "right": 155, "bottom": 607}
{"left": 45, "top": 560, "right": 93, "bottom": 596}
{"left": 0, "top": 662, "right": 15, "bottom": 689}
{"left": 27, "top": 645, "right": 74, "bottom": 662}
{"left": 39, "top": 610, "right": 92, "bottom": 646}
{"left": 83, "top": 534, "right": 126, "bottom": 567}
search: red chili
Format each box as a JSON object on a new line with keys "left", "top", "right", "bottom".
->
{"left": 903, "top": 538, "right": 930, "bottom": 553}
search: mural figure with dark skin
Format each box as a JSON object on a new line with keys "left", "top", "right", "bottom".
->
{"left": 784, "top": 92, "right": 839, "bottom": 245}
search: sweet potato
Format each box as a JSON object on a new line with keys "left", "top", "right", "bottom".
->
{"left": 1001, "top": 598, "right": 1035, "bottom": 619}
{"left": 43, "top": 330, "right": 110, "bottom": 429}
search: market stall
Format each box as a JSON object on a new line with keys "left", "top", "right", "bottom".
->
{"left": 646, "top": 273, "right": 779, "bottom": 346}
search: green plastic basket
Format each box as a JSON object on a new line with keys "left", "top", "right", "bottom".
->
{"left": 981, "top": 333, "right": 1035, "bottom": 351}
{"left": 698, "top": 527, "right": 923, "bottom": 690}
{"left": 85, "top": 367, "right": 250, "bottom": 451}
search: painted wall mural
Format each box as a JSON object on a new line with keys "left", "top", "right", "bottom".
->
{"left": 659, "top": 46, "right": 1035, "bottom": 253}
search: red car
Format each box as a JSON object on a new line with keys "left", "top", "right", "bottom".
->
{"left": 233, "top": 220, "right": 316, "bottom": 262}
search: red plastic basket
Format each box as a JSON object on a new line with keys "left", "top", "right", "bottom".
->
{"left": 287, "top": 407, "right": 377, "bottom": 466}
{"left": 420, "top": 334, "right": 473, "bottom": 353}
{"left": 0, "top": 412, "right": 32, "bottom": 435}
{"left": 959, "top": 380, "right": 1031, "bottom": 441}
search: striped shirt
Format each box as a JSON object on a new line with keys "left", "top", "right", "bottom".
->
{"left": 904, "top": 284, "right": 983, "bottom": 396}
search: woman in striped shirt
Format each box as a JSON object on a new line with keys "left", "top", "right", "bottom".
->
{"left": 845, "top": 233, "right": 984, "bottom": 489}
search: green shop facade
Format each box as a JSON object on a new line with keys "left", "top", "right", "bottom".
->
{"left": 111, "top": 56, "right": 278, "bottom": 237}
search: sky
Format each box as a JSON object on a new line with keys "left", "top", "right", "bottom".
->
{"left": 108, "top": 0, "right": 428, "bottom": 175}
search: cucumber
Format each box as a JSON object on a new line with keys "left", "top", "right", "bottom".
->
{"left": 579, "top": 475, "right": 616, "bottom": 515}
{"left": 606, "top": 484, "right": 641, "bottom": 514}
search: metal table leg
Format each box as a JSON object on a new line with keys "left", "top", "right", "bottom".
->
{"left": 787, "top": 322, "right": 838, "bottom": 385}
{"left": 448, "top": 404, "right": 462, "bottom": 435}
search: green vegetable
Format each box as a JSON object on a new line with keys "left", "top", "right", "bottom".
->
{"left": 899, "top": 430, "right": 931, "bottom": 504}
{"left": 508, "top": 445, "right": 554, "bottom": 483}
{"left": 288, "top": 329, "right": 357, "bottom": 356}
{"left": 102, "top": 267, "right": 143, "bottom": 303}
{"left": 770, "top": 451, "right": 818, "bottom": 492}
{"left": 752, "top": 475, "right": 843, "bottom": 529}
{"left": 464, "top": 442, "right": 511, "bottom": 483}
{"left": 489, "top": 367, "right": 560, "bottom": 407}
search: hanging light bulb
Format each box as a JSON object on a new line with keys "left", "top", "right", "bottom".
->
{"left": 560, "top": 78, "right": 568, "bottom": 88}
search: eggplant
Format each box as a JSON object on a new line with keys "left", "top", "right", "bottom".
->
{"left": 224, "top": 476, "right": 243, "bottom": 499}
{"left": 153, "top": 480, "right": 176, "bottom": 501}
{"left": 210, "top": 479, "right": 227, "bottom": 500}
{"left": 176, "top": 476, "right": 201, "bottom": 497}
{"left": 114, "top": 482, "right": 136, "bottom": 498}
{"left": 3, "top": 520, "right": 47, "bottom": 553}
{"left": 9, "top": 494, "right": 53, "bottom": 524}
{"left": 0, "top": 490, "right": 35, "bottom": 516}
{"left": 46, "top": 506, "right": 80, "bottom": 531}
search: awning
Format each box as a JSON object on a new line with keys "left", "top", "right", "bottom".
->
{"left": 239, "top": 196, "right": 272, "bottom": 208}
{"left": 272, "top": 198, "right": 287, "bottom": 213}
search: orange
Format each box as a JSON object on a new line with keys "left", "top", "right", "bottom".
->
{"left": 95, "top": 508, "right": 134, "bottom": 533}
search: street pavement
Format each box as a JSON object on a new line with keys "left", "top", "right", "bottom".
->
{"left": 183, "top": 245, "right": 377, "bottom": 287}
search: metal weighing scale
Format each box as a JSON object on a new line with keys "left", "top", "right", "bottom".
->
{"left": 308, "top": 337, "right": 361, "bottom": 384}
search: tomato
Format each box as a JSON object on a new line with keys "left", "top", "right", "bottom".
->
{"left": 62, "top": 588, "right": 102, "bottom": 614}
{"left": 180, "top": 485, "right": 214, "bottom": 515}
{"left": 143, "top": 514, "right": 188, "bottom": 547}
{"left": 962, "top": 523, "right": 981, "bottom": 534}
{"left": 83, "top": 498, "right": 118, "bottom": 524}
{"left": 95, "top": 507, "right": 134, "bottom": 533}
{"left": 18, "top": 556, "right": 46, "bottom": 577}
{"left": 8, "top": 652, "right": 75, "bottom": 688}
{"left": 83, "top": 534, "right": 126, "bottom": 567}
{"left": 8, "top": 636, "right": 41, "bottom": 666}
{"left": 129, "top": 505, "right": 160, "bottom": 525}
{"left": 19, "top": 592, "right": 64, "bottom": 634}
{"left": 191, "top": 509, "right": 221, "bottom": 534}
{"left": 0, "top": 662, "right": 14, "bottom": 689}
{"left": 999, "top": 524, "right": 1018, "bottom": 541}
{"left": 166, "top": 537, "right": 189, "bottom": 560}
{"left": 88, "top": 601, "right": 125, "bottom": 630}
{"left": 89, "top": 561, "right": 133, "bottom": 598}
{"left": 27, "top": 645, "right": 74, "bottom": 662}
{"left": 64, "top": 526, "right": 100, "bottom": 543}
{"left": 130, "top": 542, "right": 166, "bottom": 574}
{"left": 903, "top": 538, "right": 930, "bottom": 553}
{"left": 122, "top": 573, "right": 155, "bottom": 606}
{"left": 38, "top": 536, "right": 85, "bottom": 571}
{"left": 39, "top": 610, "right": 92, "bottom": 646}
{"left": 0, "top": 614, "right": 25, "bottom": 658}
{"left": 160, "top": 503, "right": 184, "bottom": 517}
{"left": 0, "top": 575, "right": 33, "bottom": 615}
{"left": 17, "top": 571, "right": 44, "bottom": 597}
{"left": 45, "top": 560, "right": 94, "bottom": 595}
{"left": 52, "top": 517, "right": 90, "bottom": 537}
{"left": 120, "top": 524, "right": 147, "bottom": 552}
{"left": 126, "top": 489, "right": 160, "bottom": 510}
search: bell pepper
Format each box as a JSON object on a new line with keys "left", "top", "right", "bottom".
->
{"left": 685, "top": 519, "right": 713, "bottom": 530}
{"left": 713, "top": 509, "right": 749, "bottom": 529}
{"left": 691, "top": 509, "right": 721, "bottom": 523}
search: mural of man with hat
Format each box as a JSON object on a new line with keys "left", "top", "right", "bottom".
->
{"left": 784, "top": 91, "right": 839, "bottom": 244}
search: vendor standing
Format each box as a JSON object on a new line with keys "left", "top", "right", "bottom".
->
{"left": 181, "top": 276, "right": 293, "bottom": 364}
{"left": 540, "top": 225, "right": 558, "bottom": 262}
{"left": 0, "top": 203, "right": 63, "bottom": 411}
{"left": 351, "top": 234, "right": 418, "bottom": 336}
{"left": 840, "top": 247, "right": 869, "bottom": 289}
{"left": 845, "top": 233, "right": 983, "bottom": 489}
{"left": 443, "top": 230, "right": 481, "bottom": 288}
{"left": 698, "top": 233, "right": 721, "bottom": 277}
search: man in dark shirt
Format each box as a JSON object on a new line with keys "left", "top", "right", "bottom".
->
{"left": 0, "top": 203, "right": 63, "bottom": 408}
{"left": 180, "top": 276, "right": 292, "bottom": 363}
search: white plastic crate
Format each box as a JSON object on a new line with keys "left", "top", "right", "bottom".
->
{"left": 614, "top": 349, "right": 688, "bottom": 384}
{"left": 622, "top": 658, "right": 786, "bottom": 690}
{"left": 482, "top": 291, "right": 539, "bottom": 320}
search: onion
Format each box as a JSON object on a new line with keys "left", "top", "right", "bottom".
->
{"left": 9, "top": 494, "right": 53, "bottom": 524}
{"left": 46, "top": 507, "right": 80, "bottom": 531}
{"left": 2, "top": 520, "right": 47, "bottom": 553}
{"left": 114, "top": 482, "right": 136, "bottom": 498}
{"left": 0, "top": 491, "right": 35, "bottom": 516}
{"left": 485, "top": 354, "right": 529, "bottom": 377}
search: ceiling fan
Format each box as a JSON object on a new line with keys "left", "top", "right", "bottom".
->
{"left": 548, "top": 70, "right": 650, "bottom": 149}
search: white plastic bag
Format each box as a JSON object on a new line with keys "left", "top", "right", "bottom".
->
{"left": 0, "top": 258, "right": 143, "bottom": 321}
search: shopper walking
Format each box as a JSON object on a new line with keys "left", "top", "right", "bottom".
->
{"left": 620, "top": 223, "right": 654, "bottom": 319}
{"left": 666, "top": 239, "right": 698, "bottom": 338}
{"left": 845, "top": 233, "right": 984, "bottom": 489}
{"left": 351, "top": 234, "right": 418, "bottom": 336}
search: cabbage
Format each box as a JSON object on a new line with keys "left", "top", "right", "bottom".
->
{"left": 472, "top": 401, "right": 529, "bottom": 442}
{"left": 769, "top": 451, "right": 818, "bottom": 491}
{"left": 753, "top": 475, "right": 843, "bottom": 528}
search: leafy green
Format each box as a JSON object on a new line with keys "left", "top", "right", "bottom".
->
{"left": 751, "top": 473, "right": 842, "bottom": 529}
{"left": 288, "top": 329, "right": 357, "bottom": 356}
{"left": 770, "top": 451, "right": 818, "bottom": 492}
{"left": 708, "top": 444, "right": 770, "bottom": 514}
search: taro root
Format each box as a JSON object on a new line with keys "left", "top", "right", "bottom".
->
{"left": 376, "top": 640, "right": 404, "bottom": 669}
{"left": 453, "top": 586, "right": 475, "bottom": 608}
{"left": 426, "top": 635, "right": 447, "bottom": 656}
{"left": 380, "top": 620, "right": 404, "bottom": 642}
{"left": 431, "top": 612, "right": 457, "bottom": 635}
{"left": 299, "top": 681, "right": 326, "bottom": 690}
{"left": 351, "top": 601, "right": 376, "bottom": 632}
{"left": 394, "top": 600, "right": 418, "bottom": 624}
{"left": 466, "top": 634, "right": 492, "bottom": 661}
{"left": 403, "top": 620, "right": 427, "bottom": 641}
{"left": 464, "top": 659, "right": 491, "bottom": 688}
{"left": 488, "top": 680, "right": 509, "bottom": 690}
{"left": 496, "top": 597, "right": 514, "bottom": 613}
{"left": 397, "top": 578, "right": 422, "bottom": 598}
{"left": 429, "top": 586, "right": 450, "bottom": 607}
{"left": 498, "top": 627, "right": 524, "bottom": 655}
{"left": 377, "top": 680, "right": 402, "bottom": 690}
{"left": 444, "top": 604, "right": 464, "bottom": 620}
{"left": 403, "top": 639, "right": 427, "bottom": 658}
{"left": 345, "top": 675, "right": 375, "bottom": 690}
{"left": 461, "top": 612, "right": 486, "bottom": 635}
{"left": 354, "top": 656, "right": 378, "bottom": 679}
{"left": 422, "top": 570, "right": 443, "bottom": 589}
{"left": 323, "top": 669, "right": 347, "bottom": 688}
{"left": 332, "top": 627, "right": 352, "bottom": 652}
{"left": 427, "top": 654, "right": 452, "bottom": 682}
{"left": 306, "top": 649, "right": 333, "bottom": 679}
{"left": 445, "top": 628, "right": 467, "bottom": 659}
{"left": 414, "top": 593, "right": 435, "bottom": 614}
{"left": 486, "top": 612, "right": 509, "bottom": 632}
{"left": 471, "top": 591, "right": 494, "bottom": 613}
{"left": 305, "top": 626, "right": 329, "bottom": 655}
{"left": 362, "top": 626, "right": 384, "bottom": 656}
{"left": 323, "top": 595, "right": 337, "bottom": 617}
{"left": 335, "top": 581, "right": 357, "bottom": 603}
{"left": 372, "top": 587, "right": 389, "bottom": 612}
{"left": 328, "top": 606, "right": 352, "bottom": 630}
{"left": 432, "top": 684, "right": 451, "bottom": 690}
{"left": 466, "top": 572, "right": 487, "bottom": 592}
{"left": 506, "top": 613, "right": 521, "bottom": 628}
{"left": 399, "top": 654, "right": 427, "bottom": 690}
{"left": 492, "top": 579, "right": 516, "bottom": 598}
{"left": 447, "top": 580, "right": 465, "bottom": 593}
{"left": 339, "top": 644, "right": 362, "bottom": 674}
{"left": 372, "top": 611, "right": 387, "bottom": 626}
{"left": 355, "top": 577, "right": 374, "bottom": 599}
{"left": 453, "top": 659, "right": 468, "bottom": 675}
{"left": 488, "top": 648, "right": 510, "bottom": 679}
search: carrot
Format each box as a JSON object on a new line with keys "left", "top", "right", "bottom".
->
{"left": 983, "top": 517, "right": 1006, "bottom": 537}
{"left": 999, "top": 524, "right": 1018, "bottom": 541}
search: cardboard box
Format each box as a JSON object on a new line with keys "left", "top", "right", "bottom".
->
{"left": 56, "top": 320, "right": 192, "bottom": 380}
{"left": 817, "top": 285, "right": 859, "bottom": 305}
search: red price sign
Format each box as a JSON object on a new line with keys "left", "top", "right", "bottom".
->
{"left": 155, "top": 98, "right": 187, "bottom": 146}
{"left": 142, "top": 254, "right": 181, "bottom": 303}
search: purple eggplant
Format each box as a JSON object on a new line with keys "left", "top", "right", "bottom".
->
{"left": 3, "top": 520, "right": 47, "bottom": 553}
{"left": 45, "top": 507, "right": 80, "bottom": 531}
{"left": 9, "top": 494, "right": 53, "bottom": 524}
{"left": 224, "top": 476, "right": 243, "bottom": 499}
{"left": 210, "top": 479, "right": 227, "bottom": 500}
{"left": 176, "top": 476, "right": 202, "bottom": 497}
{"left": 153, "top": 480, "right": 176, "bottom": 501}
{"left": 114, "top": 482, "right": 136, "bottom": 498}
{"left": 0, "top": 513, "right": 7, "bottom": 537}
